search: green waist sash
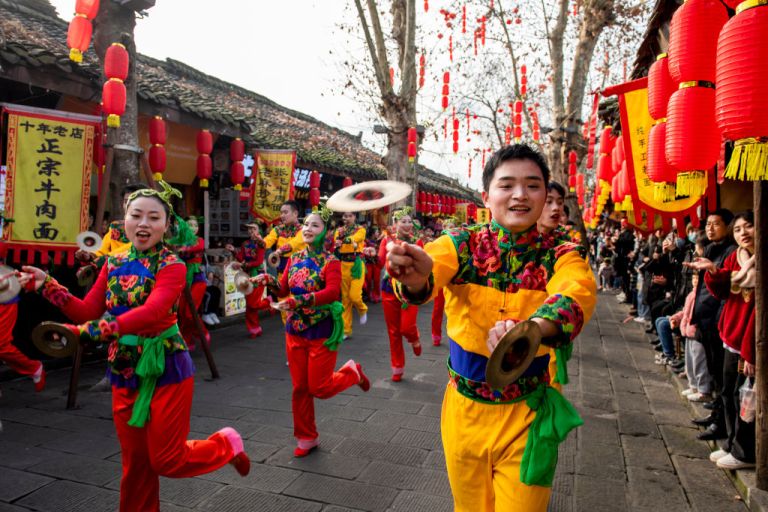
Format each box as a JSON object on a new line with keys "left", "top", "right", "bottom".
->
{"left": 314, "top": 301, "right": 345, "bottom": 351}
{"left": 120, "top": 323, "right": 180, "bottom": 428}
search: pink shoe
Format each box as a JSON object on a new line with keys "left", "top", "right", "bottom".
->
{"left": 33, "top": 367, "right": 46, "bottom": 393}
{"left": 218, "top": 427, "right": 250, "bottom": 476}
{"left": 294, "top": 438, "right": 319, "bottom": 458}
{"left": 248, "top": 326, "right": 263, "bottom": 338}
{"left": 356, "top": 363, "right": 370, "bottom": 392}
{"left": 432, "top": 335, "right": 441, "bottom": 346}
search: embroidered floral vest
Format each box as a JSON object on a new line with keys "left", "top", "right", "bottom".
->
{"left": 286, "top": 248, "right": 337, "bottom": 333}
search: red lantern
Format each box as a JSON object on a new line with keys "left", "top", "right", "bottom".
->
{"left": 668, "top": 0, "right": 728, "bottom": 83}
{"left": 568, "top": 174, "right": 577, "bottom": 191}
{"left": 666, "top": 84, "right": 718, "bottom": 196}
{"left": 419, "top": 53, "right": 426, "bottom": 89}
{"left": 513, "top": 126, "right": 522, "bottom": 141}
{"left": 197, "top": 155, "right": 212, "bottom": 188}
{"left": 597, "top": 154, "right": 612, "bottom": 183}
{"left": 196, "top": 130, "right": 213, "bottom": 188}
{"left": 102, "top": 43, "right": 128, "bottom": 128}
{"left": 647, "top": 121, "right": 678, "bottom": 202}
{"left": 648, "top": 54, "right": 676, "bottom": 120}
{"left": 67, "top": 0, "right": 99, "bottom": 63}
{"left": 148, "top": 145, "right": 166, "bottom": 178}
{"left": 149, "top": 116, "right": 166, "bottom": 145}
{"left": 230, "top": 161, "right": 245, "bottom": 191}
{"left": 612, "top": 134, "right": 625, "bottom": 174}
{"left": 343, "top": 177, "right": 353, "bottom": 188}
{"left": 716, "top": 2, "right": 768, "bottom": 180}
{"left": 102, "top": 79, "right": 126, "bottom": 129}
{"left": 309, "top": 189, "right": 321, "bottom": 208}
{"left": 230, "top": 138, "right": 245, "bottom": 162}
{"left": 310, "top": 170, "right": 321, "bottom": 189}
{"left": 568, "top": 150, "right": 577, "bottom": 164}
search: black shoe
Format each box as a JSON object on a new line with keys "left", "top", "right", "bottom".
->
{"left": 670, "top": 360, "right": 685, "bottom": 370}
{"left": 703, "top": 401, "right": 716, "bottom": 410}
{"left": 645, "top": 326, "right": 656, "bottom": 333}
{"left": 697, "top": 424, "right": 727, "bottom": 441}
{"left": 692, "top": 414, "right": 716, "bottom": 426}
{"left": 654, "top": 344, "right": 663, "bottom": 352}
{"left": 648, "top": 336, "right": 660, "bottom": 345}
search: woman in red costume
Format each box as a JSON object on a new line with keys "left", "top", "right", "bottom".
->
{"left": 176, "top": 216, "right": 208, "bottom": 349}
{"left": 255, "top": 206, "right": 370, "bottom": 457}
{"left": 363, "top": 225, "right": 383, "bottom": 303}
{"left": 227, "top": 223, "right": 269, "bottom": 338}
{"left": 20, "top": 182, "right": 249, "bottom": 512}
{"left": 378, "top": 207, "right": 422, "bottom": 381}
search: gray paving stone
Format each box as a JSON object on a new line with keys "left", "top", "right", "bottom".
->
{"left": 15, "top": 480, "right": 119, "bottom": 512}
{"left": 366, "top": 410, "right": 440, "bottom": 433}
{"left": 0, "top": 467, "right": 54, "bottom": 502}
{"left": 673, "top": 455, "right": 748, "bottom": 511}
{"left": 357, "top": 461, "right": 451, "bottom": 497}
{"left": 575, "top": 474, "right": 628, "bottom": 512}
{"left": 348, "top": 396, "right": 423, "bottom": 414}
{"left": 0, "top": 421, "right": 72, "bottom": 446}
{"left": 333, "top": 437, "right": 428, "bottom": 467}
{"left": 615, "top": 391, "right": 650, "bottom": 413}
{"left": 418, "top": 403, "right": 442, "bottom": 418}
{"left": 200, "top": 461, "right": 301, "bottom": 492}
{"left": 622, "top": 434, "right": 674, "bottom": 472}
{"left": 238, "top": 408, "right": 295, "bottom": 428}
{"left": 389, "top": 428, "right": 442, "bottom": 451}
{"left": 269, "top": 446, "right": 370, "bottom": 479}
{"left": 322, "top": 506, "right": 365, "bottom": 512}
{"left": 158, "top": 476, "right": 226, "bottom": 508}
{"left": 422, "top": 450, "right": 446, "bottom": 470}
{"left": 387, "top": 490, "right": 453, "bottom": 512}
{"left": 317, "top": 418, "right": 397, "bottom": 443}
{"left": 576, "top": 391, "right": 615, "bottom": 412}
{"left": 284, "top": 473, "right": 398, "bottom": 512}
{"left": 191, "top": 400, "right": 252, "bottom": 420}
{"left": 626, "top": 465, "right": 688, "bottom": 508}
{"left": 659, "top": 425, "right": 712, "bottom": 459}
{"left": 579, "top": 415, "right": 620, "bottom": 447}
{"left": 315, "top": 404, "right": 376, "bottom": 422}
{"left": 0, "top": 440, "right": 63, "bottom": 470}
{"left": 617, "top": 410, "right": 661, "bottom": 438}
{"left": 38, "top": 431, "right": 120, "bottom": 459}
{"left": 198, "top": 485, "right": 322, "bottom": 512}
{"left": 0, "top": 502, "right": 33, "bottom": 511}
{"left": 26, "top": 453, "right": 121, "bottom": 486}
{"left": 576, "top": 441, "right": 625, "bottom": 481}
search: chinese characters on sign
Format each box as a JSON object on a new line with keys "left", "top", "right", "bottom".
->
{"left": 249, "top": 150, "right": 296, "bottom": 224}
{"left": 3, "top": 110, "right": 94, "bottom": 249}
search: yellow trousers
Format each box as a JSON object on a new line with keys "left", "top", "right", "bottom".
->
{"left": 341, "top": 261, "right": 367, "bottom": 335}
{"left": 441, "top": 383, "right": 552, "bottom": 512}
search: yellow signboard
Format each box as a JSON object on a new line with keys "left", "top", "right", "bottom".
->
{"left": 476, "top": 208, "right": 491, "bottom": 224}
{"left": 250, "top": 150, "right": 295, "bottom": 224}
{"left": 3, "top": 111, "right": 94, "bottom": 250}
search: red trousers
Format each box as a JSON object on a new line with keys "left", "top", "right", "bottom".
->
{"left": 365, "top": 263, "right": 382, "bottom": 302}
{"left": 178, "top": 281, "right": 207, "bottom": 348}
{"left": 112, "top": 378, "right": 233, "bottom": 512}
{"left": 245, "top": 284, "right": 268, "bottom": 334}
{"left": 0, "top": 303, "right": 41, "bottom": 377}
{"left": 431, "top": 289, "right": 445, "bottom": 342}
{"left": 382, "top": 292, "right": 420, "bottom": 375}
{"left": 286, "top": 333, "right": 358, "bottom": 443}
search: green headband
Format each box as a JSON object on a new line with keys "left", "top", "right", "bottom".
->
{"left": 311, "top": 203, "right": 333, "bottom": 223}
{"left": 126, "top": 180, "right": 182, "bottom": 214}
{"left": 392, "top": 206, "right": 413, "bottom": 222}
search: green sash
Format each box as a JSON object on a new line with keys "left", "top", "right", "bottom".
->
{"left": 315, "top": 301, "right": 345, "bottom": 351}
{"left": 120, "top": 324, "right": 179, "bottom": 428}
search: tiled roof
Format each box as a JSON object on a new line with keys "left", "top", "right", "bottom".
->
{"left": 0, "top": 0, "right": 479, "bottom": 201}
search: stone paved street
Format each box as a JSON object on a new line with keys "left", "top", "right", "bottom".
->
{"left": 0, "top": 293, "right": 749, "bottom": 511}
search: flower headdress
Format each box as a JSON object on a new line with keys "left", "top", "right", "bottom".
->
{"left": 392, "top": 206, "right": 414, "bottom": 222}
{"left": 311, "top": 203, "right": 334, "bottom": 223}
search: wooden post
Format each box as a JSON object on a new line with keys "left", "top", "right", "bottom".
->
{"left": 755, "top": 181, "right": 768, "bottom": 489}
{"left": 93, "top": 147, "right": 114, "bottom": 237}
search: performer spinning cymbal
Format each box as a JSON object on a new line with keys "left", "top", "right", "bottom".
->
{"left": 386, "top": 144, "right": 596, "bottom": 512}
{"left": 20, "top": 181, "right": 250, "bottom": 512}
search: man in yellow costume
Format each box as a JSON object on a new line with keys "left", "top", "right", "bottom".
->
{"left": 387, "top": 144, "right": 596, "bottom": 511}
{"left": 333, "top": 211, "right": 368, "bottom": 338}
{"left": 262, "top": 200, "right": 306, "bottom": 273}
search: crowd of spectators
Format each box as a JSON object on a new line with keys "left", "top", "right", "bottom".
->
{"left": 587, "top": 209, "right": 757, "bottom": 470}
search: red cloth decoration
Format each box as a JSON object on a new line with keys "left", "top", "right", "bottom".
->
{"left": 668, "top": 0, "right": 728, "bottom": 83}
{"left": 648, "top": 54, "right": 676, "bottom": 120}
{"left": 716, "top": 2, "right": 768, "bottom": 180}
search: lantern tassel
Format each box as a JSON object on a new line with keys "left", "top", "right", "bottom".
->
{"left": 653, "top": 182, "right": 677, "bottom": 203}
{"left": 676, "top": 171, "right": 707, "bottom": 197}
{"left": 106, "top": 114, "right": 121, "bottom": 128}
{"left": 200, "top": 179, "right": 209, "bottom": 188}
{"left": 725, "top": 138, "right": 768, "bottom": 181}
{"left": 69, "top": 48, "right": 83, "bottom": 63}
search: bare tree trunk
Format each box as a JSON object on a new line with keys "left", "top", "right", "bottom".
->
{"left": 755, "top": 181, "right": 768, "bottom": 489}
{"left": 354, "top": 0, "right": 418, "bottom": 206}
{"left": 93, "top": 2, "right": 140, "bottom": 219}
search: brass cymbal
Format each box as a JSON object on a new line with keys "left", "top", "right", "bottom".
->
{"left": 234, "top": 271, "right": 254, "bottom": 295}
{"left": 326, "top": 180, "right": 412, "bottom": 212}
{"left": 76, "top": 231, "right": 102, "bottom": 253}
{"left": 31, "top": 322, "right": 79, "bottom": 358}
{"left": 485, "top": 320, "right": 542, "bottom": 390}
{"left": 0, "top": 265, "right": 21, "bottom": 304}
{"left": 267, "top": 252, "right": 281, "bottom": 268}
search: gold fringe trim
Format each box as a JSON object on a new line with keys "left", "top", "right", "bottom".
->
{"left": 725, "top": 139, "right": 768, "bottom": 181}
{"left": 653, "top": 182, "right": 677, "bottom": 203}
{"left": 676, "top": 171, "right": 707, "bottom": 197}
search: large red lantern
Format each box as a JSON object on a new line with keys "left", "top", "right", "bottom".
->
{"left": 612, "top": 134, "right": 625, "bottom": 174}
{"left": 716, "top": 2, "right": 768, "bottom": 181}
{"left": 647, "top": 121, "right": 677, "bottom": 202}
{"left": 648, "top": 54, "right": 676, "bottom": 120}
{"left": 309, "top": 170, "right": 321, "bottom": 208}
{"left": 102, "top": 43, "right": 128, "bottom": 128}
{"left": 343, "top": 177, "right": 353, "bottom": 188}
{"left": 668, "top": 0, "right": 728, "bottom": 83}
{"left": 67, "top": 0, "right": 100, "bottom": 63}
{"left": 666, "top": 84, "right": 718, "bottom": 196}
{"left": 229, "top": 138, "right": 245, "bottom": 191}
{"left": 407, "top": 127, "right": 418, "bottom": 163}
{"left": 196, "top": 130, "right": 213, "bottom": 188}
{"left": 310, "top": 170, "right": 321, "bottom": 189}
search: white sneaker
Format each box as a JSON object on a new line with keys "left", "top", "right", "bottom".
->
{"left": 212, "top": 313, "right": 221, "bottom": 324}
{"left": 359, "top": 313, "right": 368, "bottom": 325}
{"left": 709, "top": 449, "right": 729, "bottom": 462}
{"left": 716, "top": 453, "right": 755, "bottom": 470}
{"left": 681, "top": 388, "right": 698, "bottom": 397}
{"left": 633, "top": 317, "right": 646, "bottom": 323}
{"left": 688, "top": 392, "right": 713, "bottom": 402}
{"left": 616, "top": 293, "right": 626, "bottom": 302}
{"left": 343, "top": 334, "right": 350, "bottom": 341}
{"left": 202, "top": 314, "right": 215, "bottom": 326}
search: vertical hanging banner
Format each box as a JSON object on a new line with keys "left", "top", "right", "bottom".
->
{"left": 2, "top": 106, "right": 97, "bottom": 262}
{"left": 249, "top": 149, "right": 296, "bottom": 224}
{"left": 603, "top": 78, "right": 709, "bottom": 234}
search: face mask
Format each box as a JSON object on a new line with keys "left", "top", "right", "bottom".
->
{"left": 687, "top": 233, "right": 696, "bottom": 243}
